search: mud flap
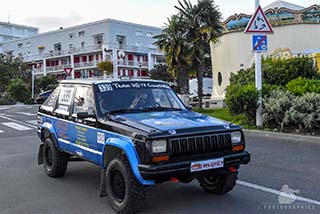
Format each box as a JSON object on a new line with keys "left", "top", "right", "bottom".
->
{"left": 100, "top": 168, "right": 107, "bottom": 197}
{"left": 38, "top": 144, "right": 44, "bottom": 165}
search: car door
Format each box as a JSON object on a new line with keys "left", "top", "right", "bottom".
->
{"left": 69, "top": 85, "right": 101, "bottom": 164}
{"left": 53, "top": 84, "right": 75, "bottom": 152}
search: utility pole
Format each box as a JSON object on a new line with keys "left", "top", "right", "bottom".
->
{"left": 31, "top": 63, "right": 35, "bottom": 100}
{"left": 255, "top": 0, "right": 263, "bottom": 128}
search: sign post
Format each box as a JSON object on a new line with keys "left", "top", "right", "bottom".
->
{"left": 245, "top": 0, "right": 273, "bottom": 128}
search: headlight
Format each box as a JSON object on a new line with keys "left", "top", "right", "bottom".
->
{"left": 231, "top": 131, "right": 242, "bottom": 144}
{"left": 152, "top": 140, "right": 167, "bottom": 153}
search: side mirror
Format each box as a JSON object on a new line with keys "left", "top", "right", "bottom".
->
{"left": 77, "top": 112, "right": 95, "bottom": 119}
{"left": 186, "top": 106, "right": 192, "bottom": 111}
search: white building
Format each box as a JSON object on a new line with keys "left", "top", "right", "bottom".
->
{"left": 2, "top": 19, "right": 165, "bottom": 79}
{"left": 210, "top": 1, "right": 320, "bottom": 102}
{"left": 0, "top": 21, "right": 38, "bottom": 53}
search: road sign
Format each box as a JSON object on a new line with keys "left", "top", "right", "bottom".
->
{"left": 252, "top": 35, "right": 267, "bottom": 52}
{"left": 245, "top": 5, "right": 273, "bottom": 34}
{"left": 64, "top": 67, "right": 73, "bottom": 76}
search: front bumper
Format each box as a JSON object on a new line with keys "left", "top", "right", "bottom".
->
{"left": 139, "top": 151, "right": 250, "bottom": 181}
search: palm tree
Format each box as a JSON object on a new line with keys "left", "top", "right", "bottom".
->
{"left": 154, "top": 15, "right": 190, "bottom": 94}
{"left": 175, "top": 0, "right": 222, "bottom": 108}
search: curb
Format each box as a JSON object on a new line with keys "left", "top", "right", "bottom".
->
{"left": 243, "top": 129, "right": 320, "bottom": 144}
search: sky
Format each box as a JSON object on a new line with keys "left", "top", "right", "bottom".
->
{"left": 1, "top": 0, "right": 319, "bottom": 32}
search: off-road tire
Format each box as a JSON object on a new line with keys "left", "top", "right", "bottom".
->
{"left": 197, "top": 171, "right": 238, "bottom": 195}
{"left": 43, "top": 137, "right": 68, "bottom": 177}
{"left": 106, "top": 155, "right": 146, "bottom": 214}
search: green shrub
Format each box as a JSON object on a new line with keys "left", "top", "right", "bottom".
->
{"left": 263, "top": 56, "right": 320, "bottom": 86}
{"left": 225, "top": 83, "right": 259, "bottom": 124}
{"left": 230, "top": 57, "right": 320, "bottom": 86}
{"left": 286, "top": 77, "right": 320, "bottom": 96}
{"left": 7, "top": 78, "right": 30, "bottom": 103}
{"left": 262, "top": 89, "right": 295, "bottom": 130}
{"left": 0, "top": 93, "right": 16, "bottom": 105}
{"left": 284, "top": 93, "right": 320, "bottom": 133}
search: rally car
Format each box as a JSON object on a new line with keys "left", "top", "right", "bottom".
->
{"left": 37, "top": 79, "right": 250, "bottom": 214}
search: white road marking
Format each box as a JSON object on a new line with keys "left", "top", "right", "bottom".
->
{"left": 0, "top": 107, "right": 9, "bottom": 111}
{"left": 17, "top": 112, "right": 37, "bottom": 116}
{"left": 237, "top": 180, "right": 320, "bottom": 206}
{"left": 0, "top": 130, "right": 3, "bottom": 133}
{"left": 27, "top": 120, "right": 38, "bottom": 125}
{"left": 1, "top": 122, "right": 33, "bottom": 131}
{"left": 0, "top": 115, "right": 37, "bottom": 129}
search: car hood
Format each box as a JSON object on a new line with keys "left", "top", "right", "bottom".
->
{"left": 117, "top": 110, "right": 228, "bottom": 132}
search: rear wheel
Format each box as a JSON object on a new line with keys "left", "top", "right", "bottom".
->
{"left": 106, "top": 155, "right": 146, "bottom": 214}
{"left": 197, "top": 171, "right": 238, "bottom": 195}
{"left": 43, "top": 138, "right": 68, "bottom": 177}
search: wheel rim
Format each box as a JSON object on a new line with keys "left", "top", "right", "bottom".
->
{"left": 111, "top": 170, "right": 126, "bottom": 202}
{"left": 202, "top": 175, "right": 221, "bottom": 185}
{"left": 45, "top": 146, "right": 53, "bottom": 169}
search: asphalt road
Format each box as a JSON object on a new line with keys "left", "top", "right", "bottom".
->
{"left": 0, "top": 105, "right": 319, "bottom": 214}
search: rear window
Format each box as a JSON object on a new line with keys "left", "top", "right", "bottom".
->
{"left": 40, "top": 87, "right": 60, "bottom": 112}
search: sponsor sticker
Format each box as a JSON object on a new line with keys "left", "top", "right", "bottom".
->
{"left": 190, "top": 158, "right": 224, "bottom": 172}
{"left": 97, "top": 132, "right": 105, "bottom": 144}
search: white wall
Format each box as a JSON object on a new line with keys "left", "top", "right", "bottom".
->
{"left": 210, "top": 23, "right": 320, "bottom": 99}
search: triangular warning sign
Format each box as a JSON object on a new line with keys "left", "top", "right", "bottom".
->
{"left": 245, "top": 5, "right": 273, "bottom": 34}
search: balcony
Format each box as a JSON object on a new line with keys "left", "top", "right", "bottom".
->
{"left": 117, "top": 60, "right": 148, "bottom": 67}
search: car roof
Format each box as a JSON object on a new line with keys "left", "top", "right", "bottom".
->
{"left": 60, "top": 78, "right": 167, "bottom": 86}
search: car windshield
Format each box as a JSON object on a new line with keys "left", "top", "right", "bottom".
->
{"left": 96, "top": 81, "right": 186, "bottom": 115}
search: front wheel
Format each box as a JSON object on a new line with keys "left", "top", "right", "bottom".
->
{"left": 197, "top": 171, "right": 238, "bottom": 195}
{"left": 106, "top": 155, "right": 146, "bottom": 214}
{"left": 43, "top": 138, "right": 68, "bottom": 177}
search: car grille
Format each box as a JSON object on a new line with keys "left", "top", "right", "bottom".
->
{"left": 169, "top": 133, "right": 232, "bottom": 158}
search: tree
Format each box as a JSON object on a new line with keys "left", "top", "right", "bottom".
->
{"left": 97, "top": 60, "right": 113, "bottom": 76}
{"left": 175, "top": 0, "right": 222, "bottom": 108}
{"left": 35, "top": 75, "right": 58, "bottom": 94}
{"left": 150, "top": 64, "right": 173, "bottom": 82}
{"left": 0, "top": 54, "right": 29, "bottom": 93}
{"left": 154, "top": 15, "right": 190, "bottom": 94}
{"left": 7, "top": 78, "right": 30, "bottom": 103}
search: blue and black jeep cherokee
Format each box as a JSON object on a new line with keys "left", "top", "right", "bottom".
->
{"left": 37, "top": 79, "right": 250, "bottom": 214}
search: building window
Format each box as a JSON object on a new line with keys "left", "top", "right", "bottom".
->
{"left": 218, "top": 72, "right": 222, "bottom": 86}
{"left": 93, "top": 34, "right": 104, "bottom": 45}
{"left": 81, "top": 42, "right": 85, "bottom": 48}
{"left": 69, "top": 33, "right": 75, "bottom": 39}
{"left": 135, "top": 41, "right": 141, "bottom": 47}
{"left": 69, "top": 44, "right": 74, "bottom": 50}
{"left": 17, "top": 43, "right": 23, "bottom": 48}
{"left": 146, "top": 32, "right": 153, "bottom": 38}
{"left": 54, "top": 43, "right": 61, "bottom": 52}
{"left": 25, "top": 42, "right": 31, "bottom": 47}
{"left": 116, "top": 35, "right": 126, "bottom": 49}
{"left": 78, "top": 31, "right": 85, "bottom": 37}
{"left": 135, "top": 30, "right": 143, "bottom": 36}
{"left": 149, "top": 43, "right": 156, "bottom": 49}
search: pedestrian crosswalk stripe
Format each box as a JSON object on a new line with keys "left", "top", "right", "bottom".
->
{"left": 1, "top": 122, "right": 33, "bottom": 131}
{"left": 27, "top": 120, "right": 38, "bottom": 125}
{"left": 17, "top": 112, "right": 37, "bottom": 116}
{"left": 0, "top": 130, "right": 3, "bottom": 133}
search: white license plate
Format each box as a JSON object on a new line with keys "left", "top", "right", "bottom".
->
{"left": 190, "top": 158, "right": 224, "bottom": 172}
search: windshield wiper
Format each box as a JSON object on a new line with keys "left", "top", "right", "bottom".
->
{"left": 105, "top": 108, "right": 143, "bottom": 116}
{"left": 143, "top": 106, "right": 183, "bottom": 112}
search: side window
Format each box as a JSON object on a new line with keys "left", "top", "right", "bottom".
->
{"left": 40, "top": 87, "right": 60, "bottom": 112}
{"left": 55, "top": 85, "right": 75, "bottom": 116}
{"left": 73, "top": 86, "right": 95, "bottom": 116}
